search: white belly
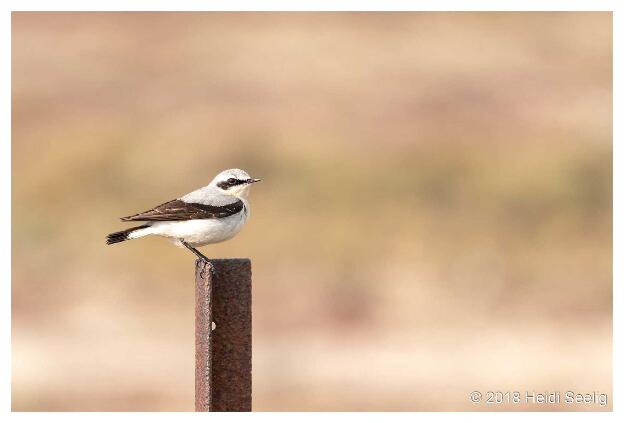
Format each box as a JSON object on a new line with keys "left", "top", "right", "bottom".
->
{"left": 147, "top": 210, "right": 248, "bottom": 247}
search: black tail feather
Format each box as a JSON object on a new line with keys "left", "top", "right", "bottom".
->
{"left": 106, "top": 225, "right": 150, "bottom": 245}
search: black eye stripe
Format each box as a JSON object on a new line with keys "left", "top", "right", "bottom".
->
{"left": 217, "top": 178, "right": 247, "bottom": 189}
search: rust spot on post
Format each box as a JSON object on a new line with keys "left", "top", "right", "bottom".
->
{"left": 195, "top": 259, "right": 252, "bottom": 412}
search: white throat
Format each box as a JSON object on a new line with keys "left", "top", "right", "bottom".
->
{"left": 231, "top": 184, "right": 252, "bottom": 201}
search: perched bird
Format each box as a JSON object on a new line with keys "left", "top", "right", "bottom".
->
{"left": 106, "top": 168, "right": 261, "bottom": 261}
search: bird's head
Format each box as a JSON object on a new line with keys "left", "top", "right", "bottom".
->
{"left": 211, "top": 168, "right": 261, "bottom": 199}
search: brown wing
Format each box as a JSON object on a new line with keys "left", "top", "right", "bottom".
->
{"left": 120, "top": 199, "right": 244, "bottom": 222}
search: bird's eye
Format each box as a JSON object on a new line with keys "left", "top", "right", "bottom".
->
{"left": 227, "top": 178, "right": 237, "bottom": 185}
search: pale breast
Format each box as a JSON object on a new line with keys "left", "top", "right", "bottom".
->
{"left": 150, "top": 206, "right": 248, "bottom": 247}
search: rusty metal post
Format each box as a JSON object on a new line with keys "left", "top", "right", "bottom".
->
{"left": 195, "top": 258, "right": 252, "bottom": 412}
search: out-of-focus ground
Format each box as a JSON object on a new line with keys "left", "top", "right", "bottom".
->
{"left": 12, "top": 12, "right": 612, "bottom": 411}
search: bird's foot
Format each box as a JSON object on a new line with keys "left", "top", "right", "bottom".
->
{"left": 199, "top": 260, "right": 216, "bottom": 279}
{"left": 194, "top": 250, "right": 210, "bottom": 263}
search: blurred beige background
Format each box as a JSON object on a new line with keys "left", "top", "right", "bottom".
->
{"left": 12, "top": 12, "right": 612, "bottom": 411}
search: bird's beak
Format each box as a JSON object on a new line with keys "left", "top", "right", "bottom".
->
{"left": 248, "top": 178, "right": 261, "bottom": 184}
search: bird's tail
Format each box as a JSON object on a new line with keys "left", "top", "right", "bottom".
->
{"left": 106, "top": 224, "right": 151, "bottom": 245}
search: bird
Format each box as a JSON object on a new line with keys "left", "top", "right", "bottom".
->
{"left": 106, "top": 168, "right": 261, "bottom": 261}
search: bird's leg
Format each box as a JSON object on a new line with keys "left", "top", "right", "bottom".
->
{"left": 180, "top": 240, "right": 218, "bottom": 279}
{"left": 181, "top": 240, "right": 209, "bottom": 263}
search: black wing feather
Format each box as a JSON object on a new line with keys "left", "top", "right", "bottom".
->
{"left": 120, "top": 199, "right": 244, "bottom": 222}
